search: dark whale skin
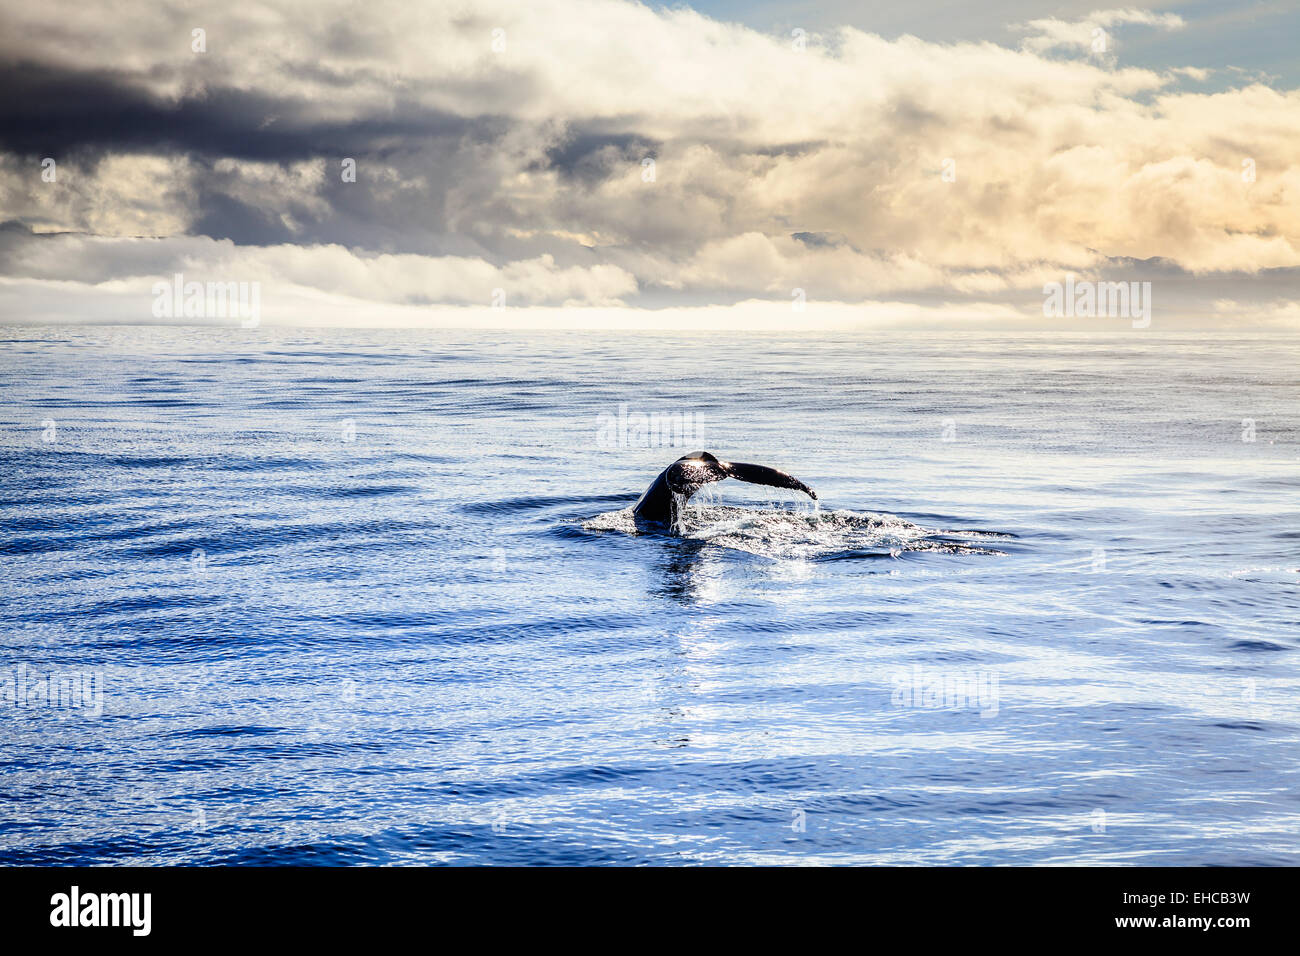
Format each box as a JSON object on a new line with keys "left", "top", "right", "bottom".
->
{"left": 631, "top": 451, "right": 816, "bottom": 529}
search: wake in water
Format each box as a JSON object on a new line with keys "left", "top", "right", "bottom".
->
{"left": 583, "top": 499, "right": 1008, "bottom": 561}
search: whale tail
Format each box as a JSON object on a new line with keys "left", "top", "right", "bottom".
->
{"left": 723, "top": 461, "right": 817, "bottom": 500}
{"left": 633, "top": 451, "right": 817, "bottom": 526}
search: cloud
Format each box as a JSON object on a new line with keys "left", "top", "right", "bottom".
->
{"left": 1015, "top": 8, "right": 1185, "bottom": 56}
{"left": 0, "top": 229, "right": 638, "bottom": 307}
{"left": 0, "top": 0, "right": 1295, "bottom": 326}
{"left": 1211, "top": 297, "right": 1300, "bottom": 328}
{"left": 0, "top": 273, "right": 1042, "bottom": 330}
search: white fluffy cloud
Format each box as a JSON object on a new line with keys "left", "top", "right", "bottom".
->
{"left": 0, "top": 233, "right": 638, "bottom": 307}
{"left": 1015, "top": 7, "right": 1185, "bottom": 55}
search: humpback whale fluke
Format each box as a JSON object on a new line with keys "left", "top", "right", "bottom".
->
{"left": 631, "top": 451, "right": 817, "bottom": 528}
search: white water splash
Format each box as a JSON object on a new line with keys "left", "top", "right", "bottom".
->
{"left": 583, "top": 503, "right": 1006, "bottom": 560}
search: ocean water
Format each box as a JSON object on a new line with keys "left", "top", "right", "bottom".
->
{"left": 1, "top": 325, "right": 1297, "bottom": 866}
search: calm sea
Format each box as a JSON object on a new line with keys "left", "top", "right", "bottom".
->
{"left": 1, "top": 325, "right": 1297, "bottom": 864}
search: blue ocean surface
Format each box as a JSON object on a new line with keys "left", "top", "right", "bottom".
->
{"left": 1, "top": 325, "right": 1297, "bottom": 865}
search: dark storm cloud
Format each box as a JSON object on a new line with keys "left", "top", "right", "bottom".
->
{"left": 0, "top": 56, "right": 696, "bottom": 252}
{"left": 536, "top": 131, "right": 660, "bottom": 183}
{"left": 0, "top": 59, "right": 497, "bottom": 162}
{"left": 0, "top": 57, "right": 561, "bottom": 249}
{"left": 190, "top": 191, "right": 298, "bottom": 245}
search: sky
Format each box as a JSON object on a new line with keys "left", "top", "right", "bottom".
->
{"left": 0, "top": 0, "right": 1297, "bottom": 329}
